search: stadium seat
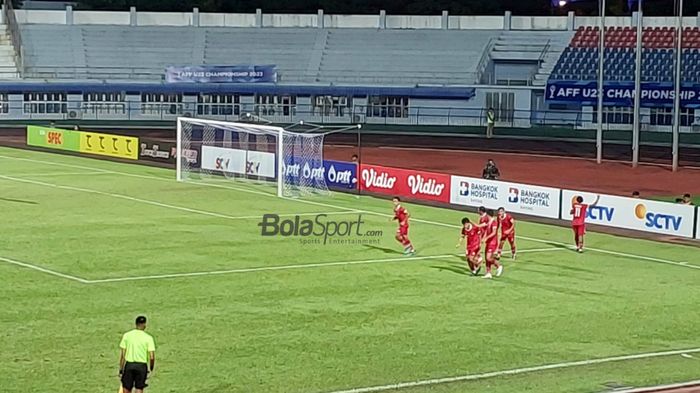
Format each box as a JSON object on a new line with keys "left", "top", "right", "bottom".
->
{"left": 549, "top": 25, "right": 700, "bottom": 83}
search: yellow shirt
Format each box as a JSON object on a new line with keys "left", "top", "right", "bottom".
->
{"left": 119, "top": 329, "right": 155, "bottom": 363}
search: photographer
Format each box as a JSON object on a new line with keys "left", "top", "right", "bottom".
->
{"left": 482, "top": 159, "right": 501, "bottom": 180}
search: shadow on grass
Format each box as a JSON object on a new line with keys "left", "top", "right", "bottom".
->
{"left": 537, "top": 240, "right": 574, "bottom": 250}
{"left": 0, "top": 197, "right": 37, "bottom": 205}
{"left": 431, "top": 264, "right": 470, "bottom": 276}
{"left": 362, "top": 244, "right": 403, "bottom": 255}
{"left": 430, "top": 256, "right": 472, "bottom": 276}
{"left": 499, "top": 276, "right": 604, "bottom": 297}
{"left": 515, "top": 265, "right": 597, "bottom": 281}
{"left": 534, "top": 261, "right": 599, "bottom": 274}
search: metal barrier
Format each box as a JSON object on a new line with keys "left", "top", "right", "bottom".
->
{"left": 0, "top": 99, "right": 698, "bottom": 141}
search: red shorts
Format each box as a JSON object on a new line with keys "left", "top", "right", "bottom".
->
{"left": 396, "top": 225, "right": 409, "bottom": 236}
{"left": 500, "top": 232, "right": 515, "bottom": 242}
{"left": 467, "top": 246, "right": 480, "bottom": 258}
{"left": 485, "top": 242, "right": 499, "bottom": 254}
{"left": 572, "top": 224, "right": 586, "bottom": 236}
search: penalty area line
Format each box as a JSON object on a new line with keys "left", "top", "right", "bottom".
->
{"left": 323, "top": 347, "right": 700, "bottom": 393}
{"left": 86, "top": 247, "right": 562, "bottom": 284}
{"left": 0, "top": 256, "right": 90, "bottom": 284}
{"left": 0, "top": 174, "right": 358, "bottom": 221}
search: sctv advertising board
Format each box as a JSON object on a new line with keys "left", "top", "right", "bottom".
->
{"left": 449, "top": 175, "right": 561, "bottom": 219}
{"left": 561, "top": 190, "right": 696, "bottom": 238}
{"left": 201, "top": 145, "right": 276, "bottom": 177}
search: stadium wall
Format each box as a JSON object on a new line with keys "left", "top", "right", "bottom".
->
{"left": 13, "top": 8, "right": 700, "bottom": 30}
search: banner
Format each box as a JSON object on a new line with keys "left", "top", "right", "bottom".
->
{"left": 283, "top": 159, "right": 357, "bottom": 189}
{"left": 26, "top": 126, "right": 80, "bottom": 152}
{"left": 696, "top": 207, "right": 700, "bottom": 239}
{"left": 324, "top": 160, "right": 357, "bottom": 189}
{"left": 139, "top": 138, "right": 176, "bottom": 164}
{"left": 246, "top": 150, "right": 276, "bottom": 178}
{"left": 79, "top": 131, "right": 138, "bottom": 160}
{"left": 449, "top": 175, "right": 561, "bottom": 219}
{"left": 545, "top": 80, "right": 700, "bottom": 108}
{"left": 359, "top": 164, "right": 450, "bottom": 203}
{"left": 201, "top": 145, "right": 276, "bottom": 177}
{"left": 561, "top": 190, "right": 696, "bottom": 238}
{"left": 165, "top": 65, "right": 278, "bottom": 84}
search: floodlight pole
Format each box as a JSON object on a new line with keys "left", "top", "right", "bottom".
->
{"left": 596, "top": 0, "right": 606, "bottom": 164}
{"left": 632, "top": 0, "right": 643, "bottom": 167}
{"left": 672, "top": 0, "right": 683, "bottom": 172}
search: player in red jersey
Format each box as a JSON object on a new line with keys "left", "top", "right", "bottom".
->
{"left": 496, "top": 207, "right": 517, "bottom": 260}
{"left": 476, "top": 206, "right": 490, "bottom": 237}
{"left": 392, "top": 196, "right": 415, "bottom": 255}
{"left": 482, "top": 209, "right": 503, "bottom": 279}
{"left": 570, "top": 195, "right": 600, "bottom": 253}
{"left": 456, "top": 217, "right": 483, "bottom": 276}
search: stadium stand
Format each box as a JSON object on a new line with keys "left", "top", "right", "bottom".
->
{"left": 20, "top": 25, "right": 498, "bottom": 85}
{"left": 0, "top": 26, "right": 19, "bottom": 79}
{"left": 487, "top": 30, "right": 574, "bottom": 85}
{"left": 550, "top": 26, "right": 700, "bottom": 83}
{"left": 315, "top": 29, "right": 497, "bottom": 85}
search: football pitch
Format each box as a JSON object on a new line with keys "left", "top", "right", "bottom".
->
{"left": 1, "top": 146, "right": 699, "bottom": 393}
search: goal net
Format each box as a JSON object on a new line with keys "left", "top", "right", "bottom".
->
{"left": 176, "top": 117, "right": 330, "bottom": 197}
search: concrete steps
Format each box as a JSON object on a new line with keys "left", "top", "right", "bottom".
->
{"left": 0, "top": 25, "right": 19, "bottom": 79}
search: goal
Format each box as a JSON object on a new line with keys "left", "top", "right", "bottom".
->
{"left": 176, "top": 117, "right": 329, "bottom": 197}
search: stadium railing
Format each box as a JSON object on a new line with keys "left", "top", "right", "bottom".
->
{"left": 0, "top": 100, "right": 698, "bottom": 142}
{"left": 21, "top": 66, "right": 163, "bottom": 81}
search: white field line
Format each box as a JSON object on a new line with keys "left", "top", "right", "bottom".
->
{"left": 0, "top": 153, "right": 278, "bottom": 198}
{"left": 0, "top": 153, "right": 696, "bottom": 271}
{"left": 3, "top": 171, "right": 110, "bottom": 177}
{"left": 615, "top": 379, "right": 700, "bottom": 393}
{"left": 87, "top": 254, "right": 457, "bottom": 284}
{"left": 0, "top": 174, "right": 357, "bottom": 221}
{"left": 323, "top": 347, "right": 700, "bottom": 393}
{"left": 0, "top": 248, "right": 563, "bottom": 285}
{"left": 0, "top": 256, "right": 90, "bottom": 284}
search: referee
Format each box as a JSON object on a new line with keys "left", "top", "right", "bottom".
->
{"left": 119, "top": 316, "right": 156, "bottom": 393}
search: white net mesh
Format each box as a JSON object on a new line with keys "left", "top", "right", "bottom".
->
{"left": 177, "top": 117, "right": 329, "bottom": 197}
{"left": 282, "top": 131, "right": 328, "bottom": 197}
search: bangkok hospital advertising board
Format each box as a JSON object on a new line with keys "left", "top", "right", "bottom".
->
{"left": 449, "top": 175, "right": 561, "bottom": 219}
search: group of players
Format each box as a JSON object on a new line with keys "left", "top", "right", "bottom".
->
{"left": 456, "top": 206, "right": 515, "bottom": 279}
{"left": 392, "top": 194, "right": 595, "bottom": 278}
{"left": 391, "top": 197, "right": 517, "bottom": 279}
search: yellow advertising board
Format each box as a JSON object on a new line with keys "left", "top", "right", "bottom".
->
{"left": 79, "top": 131, "right": 138, "bottom": 160}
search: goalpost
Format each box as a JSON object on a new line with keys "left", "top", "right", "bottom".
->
{"left": 176, "top": 117, "right": 330, "bottom": 198}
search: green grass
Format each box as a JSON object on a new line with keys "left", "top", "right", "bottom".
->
{"left": 0, "top": 146, "right": 699, "bottom": 393}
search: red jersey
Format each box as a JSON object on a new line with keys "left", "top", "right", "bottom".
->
{"left": 571, "top": 203, "right": 588, "bottom": 226}
{"left": 462, "top": 224, "right": 480, "bottom": 250}
{"left": 394, "top": 205, "right": 409, "bottom": 226}
{"left": 484, "top": 218, "right": 499, "bottom": 246}
{"left": 499, "top": 213, "right": 515, "bottom": 233}
{"left": 478, "top": 213, "right": 489, "bottom": 235}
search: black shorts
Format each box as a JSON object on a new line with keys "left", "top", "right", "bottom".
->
{"left": 121, "top": 362, "right": 148, "bottom": 390}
